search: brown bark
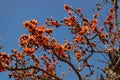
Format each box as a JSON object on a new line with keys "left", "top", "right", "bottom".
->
{"left": 104, "top": 0, "right": 120, "bottom": 80}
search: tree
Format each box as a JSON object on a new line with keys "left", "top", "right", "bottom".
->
{"left": 0, "top": 0, "right": 120, "bottom": 80}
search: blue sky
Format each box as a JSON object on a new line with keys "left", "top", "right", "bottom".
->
{"left": 0, "top": 0, "right": 109, "bottom": 80}
{"left": 0, "top": 0, "right": 101, "bottom": 52}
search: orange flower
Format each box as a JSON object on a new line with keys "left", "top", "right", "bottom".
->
{"left": 73, "top": 35, "right": 83, "bottom": 43}
{"left": 30, "top": 19, "right": 38, "bottom": 26}
{"left": 23, "top": 47, "right": 35, "bottom": 56}
{"left": 64, "top": 16, "right": 76, "bottom": 26}
{"left": 41, "top": 54, "right": 47, "bottom": 60}
{"left": 76, "top": 52, "right": 82, "bottom": 59}
{"left": 43, "top": 36, "right": 50, "bottom": 43}
{"left": 20, "top": 34, "right": 28, "bottom": 40}
{"left": 20, "top": 40, "right": 26, "bottom": 46}
{"left": 61, "top": 44, "right": 70, "bottom": 51}
{"left": 35, "top": 28, "right": 44, "bottom": 34}
{"left": 106, "top": 14, "right": 112, "bottom": 21}
{"left": 91, "top": 19, "right": 98, "bottom": 25}
{"left": 27, "top": 24, "right": 36, "bottom": 33}
{"left": 69, "top": 16, "right": 76, "bottom": 22}
{"left": 82, "top": 26, "right": 90, "bottom": 32}
{"left": 45, "top": 28, "right": 53, "bottom": 34}
{"left": 93, "top": 12, "right": 99, "bottom": 18}
{"left": 49, "top": 21, "right": 59, "bottom": 26}
{"left": 19, "top": 34, "right": 28, "bottom": 46}
{"left": 28, "top": 35, "right": 36, "bottom": 43}
{"left": 39, "top": 25, "right": 46, "bottom": 30}
{"left": 45, "top": 62, "right": 50, "bottom": 70}
{"left": 34, "top": 26, "right": 46, "bottom": 35}
{"left": 23, "top": 20, "right": 37, "bottom": 33}
{"left": 75, "top": 8, "right": 82, "bottom": 13}
{"left": 23, "top": 21, "right": 30, "bottom": 28}
{"left": 73, "top": 43, "right": 77, "bottom": 50}
{"left": 55, "top": 42, "right": 61, "bottom": 49}
{"left": 64, "top": 4, "right": 71, "bottom": 11}
{"left": 91, "top": 19, "right": 98, "bottom": 33}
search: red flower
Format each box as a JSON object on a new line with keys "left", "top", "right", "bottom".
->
{"left": 0, "top": 67, "right": 3, "bottom": 72}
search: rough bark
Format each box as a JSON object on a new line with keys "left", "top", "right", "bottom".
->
{"left": 104, "top": 0, "right": 120, "bottom": 80}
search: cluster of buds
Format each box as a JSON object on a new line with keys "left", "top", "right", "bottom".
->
{"left": 0, "top": 52, "right": 12, "bottom": 72}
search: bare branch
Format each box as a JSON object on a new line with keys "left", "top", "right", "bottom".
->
{"left": 55, "top": 54, "right": 82, "bottom": 80}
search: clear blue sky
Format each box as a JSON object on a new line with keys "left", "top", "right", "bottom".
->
{"left": 0, "top": 0, "right": 109, "bottom": 80}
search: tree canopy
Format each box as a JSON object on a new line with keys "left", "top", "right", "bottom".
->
{"left": 0, "top": 0, "right": 120, "bottom": 80}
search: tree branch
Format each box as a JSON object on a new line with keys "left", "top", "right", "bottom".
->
{"left": 113, "top": 0, "right": 120, "bottom": 43}
{"left": 0, "top": 63, "right": 62, "bottom": 80}
{"left": 55, "top": 54, "right": 82, "bottom": 80}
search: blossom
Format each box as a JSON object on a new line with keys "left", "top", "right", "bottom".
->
{"left": 73, "top": 35, "right": 83, "bottom": 43}
{"left": 76, "top": 52, "right": 82, "bottom": 59}
{"left": 64, "top": 4, "right": 71, "bottom": 11}
{"left": 23, "top": 47, "right": 35, "bottom": 56}
{"left": 64, "top": 16, "right": 76, "bottom": 26}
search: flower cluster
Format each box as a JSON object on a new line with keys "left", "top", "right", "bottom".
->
{"left": 19, "top": 19, "right": 54, "bottom": 56}
{"left": 63, "top": 16, "right": 77, "bottom": 26}
{"left": 46, "top": 18, "right": 60, "bottom": 27}
{"left": 0, "top": 52, "right": 12, "bottom": 72}
{"left": 0, "top": 1, "right": 119, "bottom": 80}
